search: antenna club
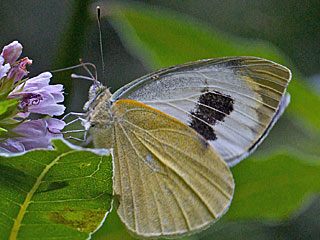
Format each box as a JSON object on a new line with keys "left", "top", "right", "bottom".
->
{"left": 96, "top": 6, "right": 101, "bottom": 17}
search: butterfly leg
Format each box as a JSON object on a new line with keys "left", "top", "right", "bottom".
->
{"left": 62, "top": 111, "right": 86, "bottom": 121}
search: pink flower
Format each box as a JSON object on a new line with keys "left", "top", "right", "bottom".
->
{"left": 6, "top": 57, "right": 32, "bottom": 83}
{"left": 0, "top": 55, "right": 10, "bottom": 80}
{"left": 0, "top": 118, "right": 66, "bottom": 153}
{"left": 0, "top": 40, "right": 67, "bottom": 153}
{"left": 1, "top": 41, "right": 23, "bottom": 65}
{"left": 10, "top": 72, "right": 66, "bottom": 117}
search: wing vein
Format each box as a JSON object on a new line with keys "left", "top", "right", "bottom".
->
{"left": 196, "top": 71, "right": 285, "bottom": 95}
{"left": 166, "top": 86, "right": 278, "bottom": 109}
{"left": 181, "top": 68, "right": 289, "bottom": 86}
{"left": 115, "top": 122, "right": 138, "bottom": 233}
{"left": 164, "top": 101, "right": 253, "bottom": 143}
{"left": 142, "top": 93, "right": 274, "bottom": 119}
{"left": 185, "top": 98, "right": 265, "bottom": 127}
{"left": 131, "top": 131, "right": 219, "bottom": 219}
{"left": 124, "top": 119, "right": 232, "bottom": 201}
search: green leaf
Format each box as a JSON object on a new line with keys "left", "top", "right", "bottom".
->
{"left": 0, "top": 78, "right": 15, "bottom": 101}
{"left": 0, "top": 98, "right": 20, "bottom": 139}
{"left": 0, "top": 139, "right": 113, "bottom": 240}
{"left": 0, "top": 99, "right": 18, "bottom": 116}
{"left": 92, "top": 209, "right": 193, "bottom": 240}
{"left": 0, "top": 100, "right": 9, "bottom": 116}
{"left": 0, "top": 128, "right": 7, "bottom": 132}
{"left": 92, "top": 209, "right": 135, "bottom": 240}
{"left": 0, "top": 98, "right": 19, "bottom": 121}
{"left": 105, "top": 2, "right": 320, "bottom": 133}
{"left": 196, "top": 196, "right": 320, "bottom": 240}
{"left": 226, "top": 152, "right": 320, "bottom": 220}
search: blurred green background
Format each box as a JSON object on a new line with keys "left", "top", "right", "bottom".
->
{"left": 0, "top": 0, "right": 319, "bottom": 239}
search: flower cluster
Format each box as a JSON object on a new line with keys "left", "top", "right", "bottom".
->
{"left": 0, "top": 41, "right": 66, "bottom": 153}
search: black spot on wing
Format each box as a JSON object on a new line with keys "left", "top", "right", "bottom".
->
{"left": 189, "top": 90, "right": 234, "bottom": 141}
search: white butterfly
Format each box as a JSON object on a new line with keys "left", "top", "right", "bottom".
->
{"left": 84, "top": 56, "right": 291, "bottom": 238}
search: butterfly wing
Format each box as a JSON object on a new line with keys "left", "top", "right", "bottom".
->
{"left": 111, "top": 57, "right": 291, "bottom": 166}
{"left": 92, "top": 99, "right": 234, "bottom": 238}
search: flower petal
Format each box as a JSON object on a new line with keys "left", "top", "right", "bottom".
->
{"left": 1, "top": 41, "right": 23, "bottom": 65}
{"left": 10, "top": 71, "right": 65, "bottom": 116}
{"left": 0, "top": 118, "right": 66, "bottom": 153}
{"left": 46, "top": 118, "right": 66, "bottom": 130}
{"left": 0, "top": 56, "right": 10, "bottom": 80}
{"left": 6, "top": 57, "right": 32, "bottom": 83}
{"left": 0, "top": 139, "right": 25, "bottom": 152}
{"left": 29, "top": 104, "right": 66, "bottom": 116}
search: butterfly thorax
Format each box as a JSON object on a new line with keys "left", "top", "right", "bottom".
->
{"left": 83, "top": 84, "right": 116, "bottom": 149}
{"left": 84, "top": 84, "right": 114, "bottom": 129}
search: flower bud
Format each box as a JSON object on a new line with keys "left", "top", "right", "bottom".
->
{"left": 7, "top": 57, "right": 32, "bottom": 83}
{"left": 1, "top": 41, "right": 23, "bottom": 65}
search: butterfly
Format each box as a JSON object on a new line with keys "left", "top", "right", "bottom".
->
{"left": 83, "top": 56, "right": 291, "bottom": 238}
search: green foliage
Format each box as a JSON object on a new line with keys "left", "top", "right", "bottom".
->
{"left": 0, "top": 99, "right": 19, "bottom": 121}
{"left": 228, "top": 152, "right": 320, "bottom": 220}
{"left": 0, "top": 98, "right": 20, "bottom": 139}
{"left": 0, "top": 99, "right": 12, "bottom": 116}
{"left": 53, "top": 0, "right": 93, "bottom": 104}
{"left": 0, "top": 78, "right": 15, "bottom": 101}
{"left": 0, "top": 139, "right": 113, "bottom": 239}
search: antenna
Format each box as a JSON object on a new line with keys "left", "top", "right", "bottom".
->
{"left": 96, "top": 6, "right": 105, "bottom": 80}
{"left": 51, "top": 61, "right": 99, "bottom": 85}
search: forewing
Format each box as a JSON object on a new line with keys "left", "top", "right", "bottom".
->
{"left": 111, "top": 57, "right": 291, "bottom": 166}
{"left": 107, "top": 99, "right": 234, "bottom": 238}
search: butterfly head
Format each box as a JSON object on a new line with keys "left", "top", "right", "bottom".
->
{"left": 83, "top": 82, "right": 111, "bottom": 110}
{"left": 83, "top": 82, "right": 114, "bottom": 132}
